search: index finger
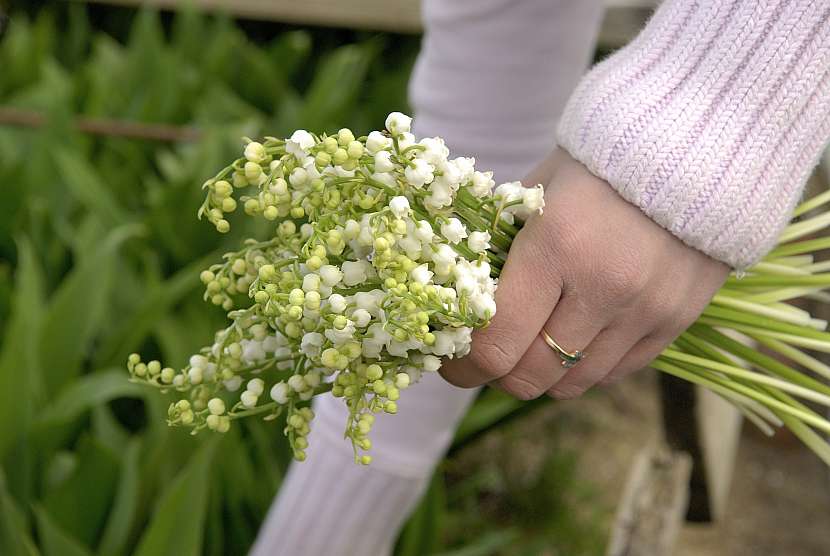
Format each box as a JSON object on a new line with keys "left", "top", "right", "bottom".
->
{"left": 440, "top": 189, "right": 563, "bottom": 387}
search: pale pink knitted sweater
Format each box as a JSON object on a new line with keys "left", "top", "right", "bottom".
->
{"left": 557, "top": 0, "right": 830, "bottom": 268}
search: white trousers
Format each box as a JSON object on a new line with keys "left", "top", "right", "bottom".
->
{"left": 250, "top": 2, "right": 604, "bottom": 554}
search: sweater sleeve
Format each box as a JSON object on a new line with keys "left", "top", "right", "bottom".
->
{"left": 557, "top": 0, "right": 830, "bottom": 269}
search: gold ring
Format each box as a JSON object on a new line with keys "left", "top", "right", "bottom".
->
{"left": 541, "top": 329, "right": 585, "bottom": 369}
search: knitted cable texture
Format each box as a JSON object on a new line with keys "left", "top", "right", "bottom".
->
{"left": 557, "top": 0, "right": 830, "bottom": 268}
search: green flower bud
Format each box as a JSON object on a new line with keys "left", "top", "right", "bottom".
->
{"left": 221, "top": 197, "right": 237, "bottom": 213}
{"left": 315, "top": 151, "right": 331, "bottom": 167}
{"left": 216, "top": 220, "right": 230, "bottom": 233}
{"left": 244, "top": 161, "right": 263, "bottom": 183}
{"left": 180, "top": 410, "right": 195, "bottom": 424}
{"left": 305, "top": 290, "right": 321, "bottom": 310}
{"left": 206, "top": 414, "right": 220, "bottom": 430}
{"left": 208, "top": 398, "right": 226, "bottom": 415}
{"left": 160, "top": 367, "right": 175, "bottom": 384}
{"left": 384, "top": 401, "right": 397, "bottom": 414}
{"left": 347, "top": 140, "right": 364, "bottom": 159}
{"left": 306, "top": 255, "right": 322, "bottom": 271}
{"left": 366, "top": 364, "right": 383, "bottom": 381}
{"left": 287, "top": 305, "right": 303, "bottom": 321}
{"left": 343, "top": 342, "right": 362, "bottom": 360}
{"left": 128, "top": 353, "right": 141, "bottom": 366}
{"left": 278, "top": 220, "right": 296, "bottom": 236}
{"left": 341, "top": 159, "right": 358, "bottom": 171}
{"left": 259, "top": 264, "right": 276, "bottom": 281}
{"left": 323, "top": 136, "right": 339, "bottom": 154}
{"left": 289, "top": 288, "right": 305, "bottom": 306}
{"left": 337, "top": 128, "right": 355, "bottom": 145}
{"left": 263, "top": 205, "right": 279, "bottom": 220}
{"left": 231, "top": 258, "right": 247, "bottom": 275}
{"left": 288, "top": 414, "right": 305, "bottom": 428}
{"left": 213, "top": 180, "right": 233, "bottom": 198}
{"left": 322, "top": 348, "right": 340, "bottom": 368}
{"left": 232, "top": 171, "right": 248, "bottom": 188}
{"left": 284, "top": 322, "right": 302, "bottom": 338}
{"left": 374, "top": 237, "right": 390, "bottom": 252}
{"left": 217, "top": 416, "right": 231, "bottom": 433}
{"left": 333, "top": 148, "right": 348, "bottom": 166}
{"left": 290, "top": 206, "right": 305, "bottom": 219}
{"left": 147, "top": 360, "right": 161, "bottom": 375}
{"left": 244, "top": 198, "right": 261, "bottom": 214}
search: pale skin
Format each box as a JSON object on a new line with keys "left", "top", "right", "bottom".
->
{"left": 441, "top": 148, "right": 730, "bottom": 400}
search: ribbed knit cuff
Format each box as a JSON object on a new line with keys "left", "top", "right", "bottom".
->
{"left": 557, "top": 0, "right": 830, "bottom": 269}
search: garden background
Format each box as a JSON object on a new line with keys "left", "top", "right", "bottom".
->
{"left": 0, "top": 2, "right": 827, "bottom": 555}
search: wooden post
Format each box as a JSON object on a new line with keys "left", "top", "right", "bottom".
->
{"left": 659, "top": 374, "right": 742, "bottom": 522}
{"left": 606, "top": 445, "right": 693, "bottom": 556}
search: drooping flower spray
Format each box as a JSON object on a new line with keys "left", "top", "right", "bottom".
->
{"left": 129, "top": 113, "right": 830, "bottom": 465}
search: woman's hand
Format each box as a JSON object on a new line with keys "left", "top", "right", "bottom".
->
{"left": 440, "top": 149, "right": 730, "bottom": 399}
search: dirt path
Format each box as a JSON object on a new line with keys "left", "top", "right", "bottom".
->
{"left": 523, "top": 372, "right": 830, "bottom": 555}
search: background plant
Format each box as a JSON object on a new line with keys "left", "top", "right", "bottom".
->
{"left": 0, "top": 5, "right": 591, "bottom": 555}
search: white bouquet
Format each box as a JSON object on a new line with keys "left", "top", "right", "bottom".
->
{"left": 128, "top": 113, "right": 830, "bottom": 465}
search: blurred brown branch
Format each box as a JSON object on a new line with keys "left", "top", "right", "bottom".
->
{"left": 0, "top": 106, "right": 202, "bottom": 142}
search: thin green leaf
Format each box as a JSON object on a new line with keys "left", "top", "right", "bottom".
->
{"left": 35, "top": 369, "right": 145, "bottom": 427}
{"left": 0, "top": 471, "right": 40, "bottom": 556}
{"left": 97, "top": 439, "right": 141, "bottom": 556}
{"left": 133, "top": 437, "right": 218, "bottom": 556}
{"left": 396, "top": 472, "right": 446, "bottom": 556}
{"left": 39, "top": 224, "right": 141, "bottom": 392}
{"left": 33, "top": 505, "right": 93, "bottom": 556}
{"left": 55, "top": 149, "right": 132, "bottom": 225}
{"left": 42, "top": 437, "right": 121, "bottom": 548}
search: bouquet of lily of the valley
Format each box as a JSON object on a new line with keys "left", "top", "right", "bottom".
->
{"left": 128, "top": 113, "right": 830, "bottom": 465}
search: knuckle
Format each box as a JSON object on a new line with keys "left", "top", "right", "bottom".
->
{"left": 469, "top": 335, "right": 517, "bottom": 380}
{"left": 643, "top": 289, "right": 677, "bottom": 322}
{"left": 601, "top": 257, "right": 649, "bottom": 299}
{"left": 498, "top": 373, "right": 547, "bottom": 400}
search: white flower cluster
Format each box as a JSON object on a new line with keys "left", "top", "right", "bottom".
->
{"left": 128, "top": 112, "right": 544, "bottom": 463}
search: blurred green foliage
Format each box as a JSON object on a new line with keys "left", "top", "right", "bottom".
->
{"left": 0, "top": 5, "right": 603, "bottom": 555}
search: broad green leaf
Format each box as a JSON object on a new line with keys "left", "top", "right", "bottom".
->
{"left": 296, "top": 44, "right": 376, "bottom": 131}
{"left": 33, "top": 505, "right": 93, "bottom": 556}
{"left": 39, "top": 224, "right": 141, "bottom": 392}
{"left": 90, "top": 405, "right": 131, "bottom": 456}
{"left": 35, "top": 369, "right": 145, "bottom": 427}
{"left": 42, "top": 436, "right": 120, "bottom": 548}
{"left": 94, "top": 250, "right": 218, "bottom": 366}
{"left": 453, "top": 390, "right": 547, "bottom": 448}
{"left": 396, "top": 472, "right": 446, "bottom": 556}
{"left": 133, "top": 437, "right": 217, "bottom": 556}
{"left": 55, "top": 149, "right": 132, "bottom": 226}
{"left": 97, "top": 439, "right": 141, "bottom": 556}
{"left": 0, "top": 471, "right": 40, "bottom": 556}
{"left": 0, "top": 238, "right": 44, "bottom": 507}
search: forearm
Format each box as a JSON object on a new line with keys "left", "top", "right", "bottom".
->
{"left": 557, "top": 0, "right": 830, "bottom": 269}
